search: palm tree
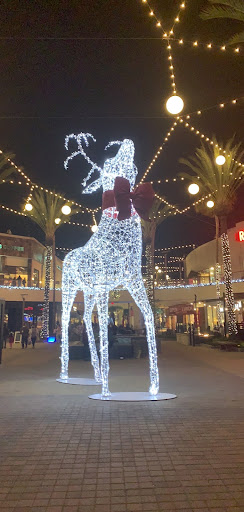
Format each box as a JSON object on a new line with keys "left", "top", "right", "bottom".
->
{"left": 179, "top": 137, "right": 244, "bottom": 336}
{"left": 141, "top": 199, "right": 172, "bottom": 312}
{"left": 0, "top": 150, "right": 17, "bottom": 182}
{"left": 200, "top": 0, "right": 244, "bottom": 45}
{"left": 24, "top": 189, "right": 76, "bottom": 337}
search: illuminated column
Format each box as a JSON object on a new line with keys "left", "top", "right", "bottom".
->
{"left": 42, "top": 245, "right": 52, "bottom": 338}
{"left": 221, "top": 233, "right": 238, "bottom": 336}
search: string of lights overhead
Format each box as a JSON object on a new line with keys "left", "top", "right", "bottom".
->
{"left": 168, "top": 36, "right": 241, "bottom": 55}
{"left": 0, "top": 146, "right": 101, "bottom": 214}
{"left": 139, "top": 121, "right": 177, "bottom": 183}
{"left": 139, "top": 0, "right": 241, "bottom": 54}
{"left": 155, "top": 244, "right": 196, "bottom": 251}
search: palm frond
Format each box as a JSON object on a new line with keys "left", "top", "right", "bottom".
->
{"left": 24, "top": 189, "right": 79, "bottom": 244}
{"left": 0, "top": 151, "right": 16, "bottom": 182}
{"left": 178, "top": 136, "right": 244, "bottom": 217}
{"left": 208, "top": 0, "right": 244, "bottom": 10}
{"left": 201, "top": 5, "right": 244, "bottom": 21}
{"left": 227, "top": 29, "right": 244, "bottom": 44}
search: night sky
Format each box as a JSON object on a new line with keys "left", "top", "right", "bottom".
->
{"left": 0, "top": 0, "right": 243, "bottom": 253}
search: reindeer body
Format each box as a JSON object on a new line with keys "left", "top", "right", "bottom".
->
{"left": 60, "top": 136, "right": 159, "bottom": 396}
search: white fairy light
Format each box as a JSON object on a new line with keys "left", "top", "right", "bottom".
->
{"left": 61, "top": 135, "right": 159, "bottom": 396}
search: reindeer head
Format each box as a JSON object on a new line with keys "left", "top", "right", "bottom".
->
{"left": 64, "top": 133, "right": 137, "bottom": 194}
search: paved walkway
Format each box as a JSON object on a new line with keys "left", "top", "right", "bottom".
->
{"left": 0, "top": 341, "right": 244, "bottom": 512}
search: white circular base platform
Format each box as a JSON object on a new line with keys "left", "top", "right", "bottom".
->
{"left": 89, "top": 392, "right": 177, "bottom": 401}
{"left": 56, "top": 377, "right": 100, "bottom": 386}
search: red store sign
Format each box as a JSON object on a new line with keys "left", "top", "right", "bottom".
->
{"left": 235, "top": 230, "right": 244, "bottom": 242}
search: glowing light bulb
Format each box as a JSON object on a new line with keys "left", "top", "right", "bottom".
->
{"left": 188, "top": 183, "right": 199, "bottom": 195}
{"left": 91, "top": 224, "right": 98, "bottom": 233}
{"left": 55, "top": 218, "right": 61, "bottom": 224}
{"left": 61, "top": 205, "right": 71, "bottom": 215}
{"left": 207, "top": 200, "right": 214, "bottom": 208}
{"left": 216, "top": 155, "right": 226, "bottom": 165}
{"left": 25, "top": 203, "right": 33, "bottom": 211}
{"left": 166, "top": 95, "right": 184, "bottom": 115}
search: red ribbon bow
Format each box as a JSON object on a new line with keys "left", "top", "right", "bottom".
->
{"left": 102, "top": 176, "right": 155, "bottom": 221}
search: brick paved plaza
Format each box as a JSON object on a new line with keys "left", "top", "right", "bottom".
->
{"left": 0, "top": 341, "right": 244, "bottom": 512}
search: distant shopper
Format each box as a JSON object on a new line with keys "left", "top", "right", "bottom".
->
{"left": 31, "top": 325, "right": 37, "bottom": 348}
{"left": 9, "top": 332, "right": 14, "bottom": 348}
{"left": 21, "top": 324, "right": 29, "bottom": 349}
{"left": 3, "top": 323, "right": 9, "bottom": 348}
{"left": 22, "top": 278, "right": 26, "bottom": 287}
{"left": 17, "top": 275, "right": 22, "bottom": 287}
{"left": 55, "top": 322, "right": 61, "bottom": 342}
{"left": 12, "top": 277, "right": 16, "bottom": 286}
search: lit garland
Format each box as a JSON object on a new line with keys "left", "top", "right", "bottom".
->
{"left": 155, "top": 244, "right": 196, "bottom": 250}
{"left": 165, "top": 42, "right": 177, "bottom": 95}
{"left": 221, "top": 233, "right": 238, "bottom": 335}
{"left": 156, "top": 277, "right": 244, "bottom": 290}
{"left": 169, "top": 2, "right": 186, "bottom": 35}
{"left": 0, "top": 145, "right": 101, "bottom": 214}
{"left": 183, "top": 121, "right": 244, "bottom": 170}
{"left": 176, "top": 95, "right": 243, "bottom": 118}
{"left": 60, "top": 136, "right": 159, "bottom": 396}
{"left": 169, "top": 36, "right": 241, "bottom": 55}
{"left": 139, "top": 2, "right": 241, "bottom": 54}
{"left": 139, "top": 121, "right": 177, "bottom": 183}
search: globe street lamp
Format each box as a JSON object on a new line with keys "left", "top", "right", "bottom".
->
{"left": 61, "top": 204, "right": 71, "bottom": 215}
{"left": 166, "top": 95, "right": 184, "bottom": 115}
{"left": 188, "top": 183, "right": 199, "bottom": 195}
{"left": 25, "top": 203, "right": 33, "bottom": 211}
{"left": 216, "top": 155, "right": 226, "bottom": 166}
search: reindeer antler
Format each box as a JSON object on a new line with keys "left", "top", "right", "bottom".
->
{"left": 64, "top": 132, "right": 102, "bottom": 186}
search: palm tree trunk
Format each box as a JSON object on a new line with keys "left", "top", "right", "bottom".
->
{"left": 215, "top": 216, "right": 222, "bottom": 326}
{"left": 52, "top": 235, "right": 56, "bottom": 335}
{"left": 42, "top": 244, "right": 52, "bottom": 338}
{"left": 219, "top": 215, "right": 237, "bottom": 336}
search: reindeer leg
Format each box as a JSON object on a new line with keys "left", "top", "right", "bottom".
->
{"left": 127, "top": 277, "right": 159, "bottom": 395}
{"left": 60, "top": 264, "right": 78, "bottom": 380}
{"left": 83, "top": 292, "right": 101, "bottom": 383}
{"left": 96, "top": 289, "right": 111, "bottom": 397}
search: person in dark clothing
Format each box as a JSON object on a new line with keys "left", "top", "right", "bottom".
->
{"left": 3, "top": 323, "right": 9, "bottom": 348}
{"left": 21, "top": 325, "right": 29, "bottom": 349}
{"left": 82, "top": 325, "right": 90, "bottom": 361}
{"left": 31, "top": 325, "right": 37, "bottom": 348}
{"left": 17, "top": 275, "right": 22, "bottom": 287}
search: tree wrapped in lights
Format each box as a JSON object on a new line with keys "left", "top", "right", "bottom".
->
{"left": 179, "top": 137, "right": 244, "bottom": 336}
{"left": 61, "top": 134, "right": 159, "bottom": 397}
{"left": 141, "top": 199, "right": 172, "bottom": 311}
{"left": 24, "top": 190, "right": 75, "bottom": 337}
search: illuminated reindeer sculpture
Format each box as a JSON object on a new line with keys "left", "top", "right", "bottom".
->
{"left": 60, "top": 133, "right": 159, "bottom": 397}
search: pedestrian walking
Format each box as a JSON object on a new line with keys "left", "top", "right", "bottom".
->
{"left": 31, "top": 324, "right": 37, "bottom": 348}
{"left": 9, "top": 332, "right": 14, "bottom": 348}
{"left": 21, "top": 324, "right": 29, "bottom": 349}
